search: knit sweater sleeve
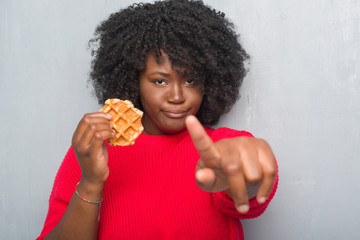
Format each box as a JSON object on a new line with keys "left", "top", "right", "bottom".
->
{"left": 208, "top": 127, "right": 279, "bottom": 220}
{"left": 36, "top": 147, "right": 81, "bottom": 240}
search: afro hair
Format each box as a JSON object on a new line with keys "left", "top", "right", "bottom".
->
{"left": 89, "top": 0, "right": 249, "bottom": 125}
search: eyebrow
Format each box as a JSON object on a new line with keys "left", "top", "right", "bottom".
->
{"left": 148, "top": 72, "right": 170, "bottom": 77}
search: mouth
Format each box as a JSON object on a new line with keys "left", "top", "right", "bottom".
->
{"left": 162, "top": 110, "right": 189, "bottom": 119}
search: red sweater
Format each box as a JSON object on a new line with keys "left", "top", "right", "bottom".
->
{"left": 37, "top": 127, "right": 278, "bottom": 240}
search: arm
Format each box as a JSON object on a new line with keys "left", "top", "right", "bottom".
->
{"left": 40, "top": 112, "right": 114, "bottom": 240}
{"left": 44, "top": 181, "right": 104, "bottom": 240}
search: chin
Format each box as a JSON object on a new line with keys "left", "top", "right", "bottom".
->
{"left": 160, "top": 126, "right": 186, "bottom": 134}
{"left": 157, "top": 118, "right": 188, "bottom": 134}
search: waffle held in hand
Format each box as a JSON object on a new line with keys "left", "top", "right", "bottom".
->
{"left": 100, "top": 99, "right": 144, "bottom": 146}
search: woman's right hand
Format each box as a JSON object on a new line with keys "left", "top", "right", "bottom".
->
{"left": 72, "top": 112, "right": 114, "bottom": 187}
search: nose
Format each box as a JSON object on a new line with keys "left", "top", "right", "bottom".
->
{"left": 167, "top": 83, "right": 185, "bottom": 104}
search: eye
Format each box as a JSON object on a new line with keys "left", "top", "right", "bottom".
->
{"left": 153, "top": 79, "right": 167, "bottom": 85}
{"left": 184, "top": 79, "right": 194, "bottom": 85}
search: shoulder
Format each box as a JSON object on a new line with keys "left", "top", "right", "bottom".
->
{"left": 204, "top": 126, "right": 254, "bottom": 142}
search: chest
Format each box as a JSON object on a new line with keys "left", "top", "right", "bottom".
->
{"left": 97, "top": 143, "right": 231, "bottom": 239}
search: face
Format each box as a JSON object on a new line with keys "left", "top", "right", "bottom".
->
{"left": 139, "top": 52, "right": 204, "bottom": 135}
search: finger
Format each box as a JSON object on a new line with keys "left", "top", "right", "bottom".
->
{"left": 239, "top": 138, "right": 263, "bottom": 183}
{"left": 222, "top": 157, "right": 249, "bottom": 213}
{"left": 185, "top": 115, "right": 220, "bottom": 167}
{"left": 195, "top": 168, "right": 216, "bottom": 191}
{"left": 88, "top": 129, "right": 114, "bottom": 156}
{"left": 78, "top": 123, "right": 114, "bottom": 150}
{"left": 73, "top": 113, "right": 112, "bottom": 145}
{"left": 255, "top": 139, "right": 277, "bottom": 203}
{"left": 74, "top": 112, "right": 112, "bottom": 136}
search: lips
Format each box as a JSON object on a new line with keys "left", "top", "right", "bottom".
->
{"left": 162, "top": 110, "right": 188, "bottom": 119}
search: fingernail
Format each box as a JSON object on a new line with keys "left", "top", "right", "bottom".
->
{"left": 258, "top": 197, "right": 266, "bottom": 204}
{"left": 237, "top": 204, "right": 249, "bottom": 213}
{"left": 107, "top": 113, "right": 112, "bottom": 118}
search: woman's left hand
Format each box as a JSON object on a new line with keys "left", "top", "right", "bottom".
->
{"left": 185, "top": 115, "right": 277, "bottom": 213}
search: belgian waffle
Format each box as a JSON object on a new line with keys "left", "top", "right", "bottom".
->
{"left": 100, "top": 99, "right": 144, "bottom": 146}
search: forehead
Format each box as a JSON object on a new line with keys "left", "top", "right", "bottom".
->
{"left": 144, "top": 51, "right": 188, "bottom": 77}
{"left": 145, "top": 51, "right": 170, "bottom": 67}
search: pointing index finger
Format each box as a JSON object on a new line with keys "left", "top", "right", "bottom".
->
{"left": 185, "top": 115, "right": 220, "bottom": 167}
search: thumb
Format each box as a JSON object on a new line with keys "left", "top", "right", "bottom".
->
{"left": 195, "top": 167, "right": 216, "bottom": 191}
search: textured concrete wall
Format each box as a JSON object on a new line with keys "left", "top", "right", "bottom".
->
{"left": 1, "top": 0, "right": 359, "bottom": 239}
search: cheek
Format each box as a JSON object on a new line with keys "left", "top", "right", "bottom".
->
{"left": 195, "top": 96, "right": 203, "bottom": 112}
{"left": 140, "top": 87, "right": 165, "bottom": 114}
{"left": 190, "top": 89, "right": 204, "bottom": 106}
{"left": 184, "top": 92, "right": 203, "bottom": 115}
{"left": 141, "top": 90, "right": 163, "bottom": 106}
{"left": 140, "top": 82, "right": 152, "bottom": 103}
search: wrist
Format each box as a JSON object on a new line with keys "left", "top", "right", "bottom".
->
{"left": 77, "top": 179, "right": 105, "bottom": 202}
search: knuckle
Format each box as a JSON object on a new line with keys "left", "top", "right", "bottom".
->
{"left": 237, "top": 136, "right": 251, "bottom": 145}
{"left": 220, "top": 138, "right": 231, "bottom": 144}
{"left": 223, "top": 162, "right": 241, "bottom": 174}
{"left": 233, "top": 190, "right": 247, "bottom": 200}
{"left": 264, "top": 166, "right": 276, "bottom": 178}
{"left": 218, "top": 139, "right": 234, "bottom": 149}
{"left": 247, "top": 173, "right": 262, "bottom": 183}
{"left": 89, "top": 124, "right": 97, "bottom": 131}
{"left": 76, "top": 145, "right": 87, "bottom": 154}
{"left": 257, "top": 138, "right": 271, "bottom": 149}
{"left": 83, "top": 115, "right": 91, "bottom": 124}
{"left": 211, "top": 151, "right": 221, "bottom": 162}
{"left": 71, "top": 135, "right": 77, "bottom": 144}
{"left": 94, "top": 132, "right": 102, "bottom": 140}
{"left": 199, "top": 143, "right": 213, "bottom": 153}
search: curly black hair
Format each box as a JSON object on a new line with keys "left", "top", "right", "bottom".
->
{"left": 88, "top": 0, "right": 249, "bottom": 126}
